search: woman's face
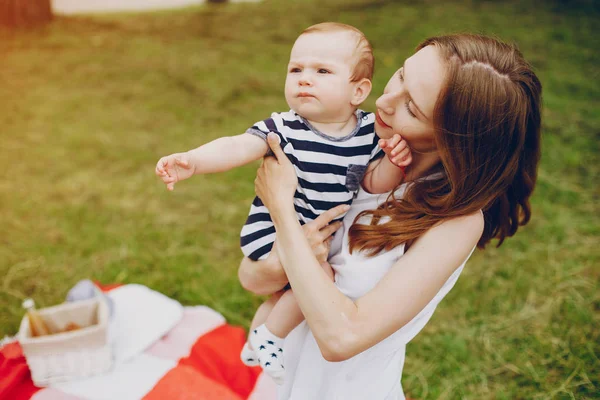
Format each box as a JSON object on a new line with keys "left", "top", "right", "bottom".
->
{"left": 374, "top": 45, "right": 446, "bottom": 154}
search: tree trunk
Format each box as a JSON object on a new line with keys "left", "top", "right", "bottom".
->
{"left": 0, "top": 0, "right": 53, "bottom": 28}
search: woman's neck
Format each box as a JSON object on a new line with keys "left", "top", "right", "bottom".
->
{"left": 404, "top": 150, "right": 441, "bottom": 182}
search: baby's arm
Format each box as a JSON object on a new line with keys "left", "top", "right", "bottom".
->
{"left": 186, "top": 134, "right": 268, "bottom": 173}
{"left": 156, "top": 134, "right": 268, "bottom": 190}
{"left": 362, "top": 134, "right": 412, "bottom": 194}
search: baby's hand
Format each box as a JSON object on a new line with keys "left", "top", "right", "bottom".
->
{"left": 155, "top": 152, "right": 195, "bottom": 191}
{"left": 379, "top": 134, "right": 412, "bottom": 168}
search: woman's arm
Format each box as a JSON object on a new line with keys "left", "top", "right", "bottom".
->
{"left": 238, "top": 203, "right": 346, "bottom": 295}
{"left": 255, "top": 133, "right": 484, "bottom": 361}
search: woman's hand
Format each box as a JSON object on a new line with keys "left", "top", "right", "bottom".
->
{"left": 254, "top": 133, "right": 298, "bottom": 217}
{"left": 300, "top": 204, "right": 348, "bottom": 263}
{"left": 255, "top": 132, "right": 349, "bottom": 261}
{"left": 270, "top": 202, "right": 347, "bottom": 267}
{"left": 239, "top": 202, "right": 346, "bottom": 295}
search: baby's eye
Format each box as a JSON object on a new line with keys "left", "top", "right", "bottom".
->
{"left": 290, "top": 67, "right": 301, "bottom": 73}
{"left": 318, "top": 69, "right": 331, "bottom": 74}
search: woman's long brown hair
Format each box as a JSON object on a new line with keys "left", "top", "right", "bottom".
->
{"left": 349, "top": 34, "right": 542, "bottom": 255}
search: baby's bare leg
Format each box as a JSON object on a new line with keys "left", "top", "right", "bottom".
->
{"left": 250, "top": 263, "right": 335, "bottom": 384}
{"left": 241, "top": 291, "right": 284, "bottom": 367}
{"left": 249, "top": 290, "right": 284, "bottom": 337}
{"left": 251, "top": 290, "right": 302, "bottom": 385}
{"left": 264, "top": 289, "right": 305, "bottom": 338}
{"left": 265, "top": 262, "right": 333, "bottom": 337}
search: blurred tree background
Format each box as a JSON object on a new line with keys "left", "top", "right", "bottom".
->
{"left": 0, "top": 0, "right": 53, "bottom": 28}
{"left": 0, "top": 0, "right": 598, "bottom": 398}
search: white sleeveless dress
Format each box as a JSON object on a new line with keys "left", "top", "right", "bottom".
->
{"left": 277, "top": 183, "right": 476, "bottom": 400}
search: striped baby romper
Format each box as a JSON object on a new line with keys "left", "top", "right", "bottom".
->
{"left": 240, "top": 109, "right": 381, "bottom": 261}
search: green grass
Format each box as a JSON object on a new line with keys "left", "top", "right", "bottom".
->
{"left": 1, "top": 0, "right": 598, "bottom": 398}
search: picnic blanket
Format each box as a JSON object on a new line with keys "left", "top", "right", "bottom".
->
{"left": 0, "top": 283, "right": 276, "bottom": 400}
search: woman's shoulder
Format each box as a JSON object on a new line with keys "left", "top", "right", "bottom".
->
{"left": 422, "top": 210, "right": 484, "bottom": 254}
{"left": 402, "top": 210, "right": 483, "bottom": 257}
{"left": 442, "top": 209, "right": 483, "bottom": 227}
{"left": 434, "top": 210, "right": 484, "bottom": 239}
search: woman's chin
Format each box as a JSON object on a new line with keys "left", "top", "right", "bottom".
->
{"left": 374, "top": 122, "right": 395, "bottom": 139}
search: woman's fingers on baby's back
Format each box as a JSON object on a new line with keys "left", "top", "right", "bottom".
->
{"left": 314, "top": 204, "right": 350, "bottom": 228}
{"left": 320, "top": 221, "right": 342, "bottom": 239}
{"left": 266, "top": 132, "right": 284, "bottom": 159}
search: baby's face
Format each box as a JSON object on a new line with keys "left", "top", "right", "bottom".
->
{"left": 285, "top": 31, "right": 360, "bottom": 123}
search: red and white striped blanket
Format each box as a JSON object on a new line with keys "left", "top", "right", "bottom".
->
{"left": 0, "top": 283, "right": 276, "bottom": 400}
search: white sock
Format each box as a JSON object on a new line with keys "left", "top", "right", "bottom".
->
{"left": 249, "top": 324, "right": 285, "bottom": 385}
{"left": 240, "top": 341, "right": 259, "bottom": 367}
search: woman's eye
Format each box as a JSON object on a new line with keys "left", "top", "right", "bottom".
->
{"left": 405, "top": 100, "right": 416, "bottom": 118}
{"left": 318, "top": 69, "right": 330, "bottom": 74}
{"left": 290, "top": 68, "right": 301, "bottom": 73}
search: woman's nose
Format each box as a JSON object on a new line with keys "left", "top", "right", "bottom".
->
{"left": 375, "top": 93, "right": 397, "bottom": 115}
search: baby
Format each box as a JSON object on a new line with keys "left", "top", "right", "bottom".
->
{"left": 155, "top": 22, "right": 411, "bottom": 384}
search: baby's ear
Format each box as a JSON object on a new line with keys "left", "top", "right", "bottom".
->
{"left": 350, "top": 78, "right": 372, "bottom": 106}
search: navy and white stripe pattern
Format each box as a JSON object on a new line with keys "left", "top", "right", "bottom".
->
{"left": 240, "top": 109, "right": 381, "bottom": 261}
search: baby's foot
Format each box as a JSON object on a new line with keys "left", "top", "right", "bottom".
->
{"left": 240, "top": 341, "right": 259, "bottom": 367}
{"left": 249, "top": 324, "right": 285, "bottom": 385}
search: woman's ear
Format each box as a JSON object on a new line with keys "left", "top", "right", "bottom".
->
{"left": 350, "top": 78, "right": 372, "bottom": 106}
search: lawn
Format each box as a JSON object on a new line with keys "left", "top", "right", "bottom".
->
{"left": 0, "top": 0, "right": 598, "bottom": 398}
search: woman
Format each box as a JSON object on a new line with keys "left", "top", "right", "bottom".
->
{"left": 239, "top": 34, "right": 542, "bottom": 399}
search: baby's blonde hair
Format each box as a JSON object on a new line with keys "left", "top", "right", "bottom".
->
{"left": 301, "top": 22, "right": 374, "bottom": 82}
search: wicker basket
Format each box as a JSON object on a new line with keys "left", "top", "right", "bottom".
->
{"left": 18, "top": 297, "right": 113, "bottom": 386}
